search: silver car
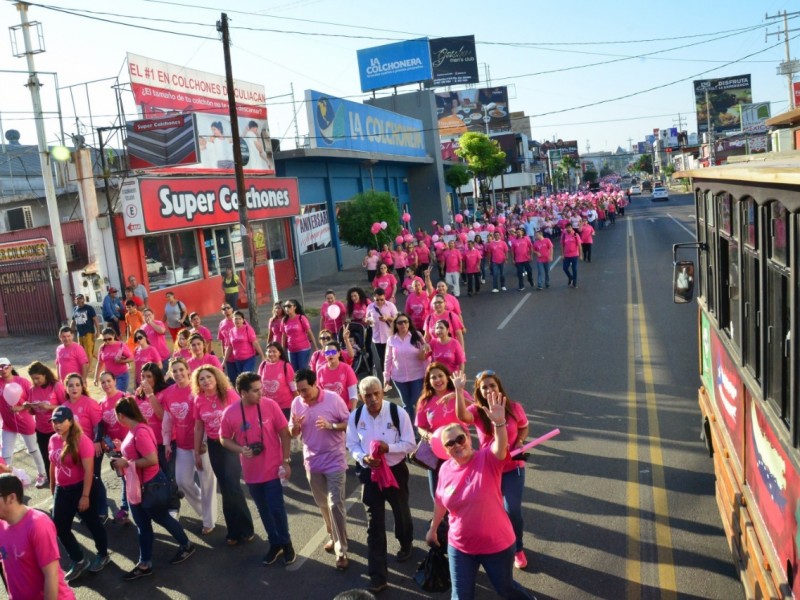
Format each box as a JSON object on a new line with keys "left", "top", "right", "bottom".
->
{"left": 652, "top": 185, "right": 669, "bottom": 201}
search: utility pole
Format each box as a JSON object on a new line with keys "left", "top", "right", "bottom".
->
{"left": 218, "top": 13, "right": 259, "bottom": 332}
{"left": 290, "top": 82, "right": 300, "bottom": 149}
{"left": 627, "top": 137, "right": 633, "bottom": 153}
{"left": 705, "top": 90, "right": 715, "bottom": 166}
{"left": 11, "top": 2, "right": 72, "bottom": 320}
{"left": 766, "top": 10, "right": 800, "bottom": 110}
{"left": 673, "top": 113, "right": 687, "bottom": 133}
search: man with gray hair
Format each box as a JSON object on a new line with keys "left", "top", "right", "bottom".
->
{"left": 346, "top": 376, "right": 415, "bottom": 594}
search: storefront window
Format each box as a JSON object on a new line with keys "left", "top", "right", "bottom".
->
{"left": 264, "top": 219, "right": 288, "bottom": 260}
{"left": 202, "top": 226, "right": 244, "bottom": 277}
{"left": 143, "top": 231, "right": 201, "bottom": 290}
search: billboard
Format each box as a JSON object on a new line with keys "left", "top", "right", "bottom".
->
{"left": 435, "top": 86, "right": 511, "bottom": 138}
{"left": 295, "top": 209, "right": 332, "bottom": 254}
{"left": 356, "top": 39, "right": 433, "bottom": 93}
{"left": 428, "top": 36, "right": 479, "bottom": 87}
{"left": 694, "top": 75, "right": 752, "bottom": 134}
{"left": 740, "top": 102, "right": 771, "bottom": 134}
{"left": 127, "top": 53, "right": 274, "bottom": 173}
{"left": 539, "top": 139, "right": 579, "bottom": 160}
{"left": 126, "top": 114, "right": 199, "bottom": 170}
{"left": 306, "top": 90, "right": 426, "bottom": 158}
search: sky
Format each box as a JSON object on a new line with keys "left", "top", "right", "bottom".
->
{"left": 0, "top": 0, "right": 796, "bottom": 156}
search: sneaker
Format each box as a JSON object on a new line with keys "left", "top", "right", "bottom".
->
{"left": 335, "top": 554, "right": 349, "bottom": 570}
{"left": 88, "top": 554, "right": 111, "bottom": 573}
{"left": 517, "top": 287, "right": 524, "bottom": 291}
{"left": 491, "top": 288, "right": 499, "bottom": 293}
{"left": 64, "top": 558, "right": 89, "bottom": 582}
{"left": 537, "top": 286, "right": 543, "bottom": 290}
{"left": 122, "top": 565, "right": 152, "bottom": 581}
{"left": 368, "top": 581, "right": 388, "bottom": 594}
{"left": 514, "top": 550, "right": 528, "bottom": 569}
{"left": 396, "top": 544, "right": 413, "bottom": 563}
{"left": 501, "top": 286, "right": 507, "bottom": 291}
{"left": 262, "top": 544, "right": 284, "bottom": 565}
{"left": 168, "top": 509, "right": 179, "bottom": 521}
{"left": 113, "top": 509, "right": 129, "bottom": 525}
{"left": 170, "top": 543, "right": 196, "bottom": 565}
{"left": 324, "top": 539, "right": 335, "bottom": 554}
{"left": 34, "top": 474, "right": 48, "bottom": 489}
{"left": 283, "top": 543, "right": 297, "bottom": 566}
{"left": 481, "top": 278, "right": 486, "bottom": 284}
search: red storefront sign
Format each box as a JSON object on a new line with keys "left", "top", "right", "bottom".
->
{"left": 121, "top": 176, "right": 300, "bottom": 236}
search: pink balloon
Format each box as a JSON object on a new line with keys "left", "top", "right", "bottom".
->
{"left": 371, "top": 223, "right": 381, "bottom": 235}
{"left": 458, "top": 233, "right": 467, "bottom": 242}
{"left": 3, "top": 382, "right": 22, "bottom": 406}
{"left": 380, "top": 221, "right": 387, "bottom": 230}
{"left": 431, "top": 234, "right": 439, "bottom": 242}
{"left": 444, "top": 224, "right": 452, "bottom": 232}
{"left": 431, "top": 220, "right": 438, "bottom": 227}
{"left": 430, "top": 425, "right": 462, "bottom": 460}
{"left": 403, "top": 234, "right": 413, "bottom": 243}
{"left": 395, "top": 235, "right": 404, "bottom": 245}
{"left": 487, "top": 224, "right": 496, "bottom": 232}
{"left": 497, "top": 215, "right": 506, "bottom": 224}
{"left": 455, "top": 214, "right": 464, "bottom": 223}
{"left": 473, "top": 222, "right": 481, "bottom": 230}
{"left": 402, "top": 213, "right": 412, "bottom": 222}
{"left": 434, "top": 241, "right": 446, "bottom": 250}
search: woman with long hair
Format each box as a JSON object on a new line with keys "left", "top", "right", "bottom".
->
{"left": 267, "top": 302, "right": 285, "bottom": 345}
{"left": 428, "top": 319, "right": 466, "bottom": 375}
{"left": 133, "top": 330, "right": 161, "bottom": 386}
{"left": 423, "top": 294, "right": 466, "bottom": 351}
{"left": 48, "top": 405, "right": 111, "bottom": 581}
{"left": 162, "top": 357, "right": 217, "bottom": 535}
{"left": 94, "top": 327, "right": 133, "bottom": 392}
{"left": 383, "top": 312, "right": 429, "bottom": 424}
{"left": 172, "top": 328, "right": 193, "bottom": 360}
{"left": 26, "top": 361, "right": 64, "bottom": 489}
{"left": 320, "top": 290, "right": 347, "bottom": 336}
{"left": 454, "top": 369, "right": 530, "bottom": 570}
{"left": 316, "top": 341, "right": 359, "bottom": 410}
{"left": 136, "top": 363, "right": 171, "bottom": 478}
{"left": 404, "top": 276, "right": 430, "bottom": 332}
{"left": 0, "top": 359, "right": 47, "bottom": 487}
{"left": 372, "top": 263, "right": 398, "bottom": 304}
{"left": 223, "top": 310, "right": 265, "bottom": 379}
{"left": 97, "top": 371, "right": 131, "bottom": 524}
{"left": 187, "top": 333, "right": 222, "bottom": 373}
{"left": 281, "top": 300, "right": 316, "bottom": 371}
{"left": 192, "top": 366, "right": 254, "bottom": 545}
{"left": 345, "top": 287, "right": 373, "bottom": 372}
{"left": 188, "top": 312, "right": 213, "bottom": 354}
{"left": 112, "top": 397, "right": 195, "bottom": 580}
{"left": 257, "top": 342, "right": 296, "bottom": 420}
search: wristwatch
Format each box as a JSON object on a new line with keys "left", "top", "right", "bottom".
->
{"left": 283, "top": 458, "right": 291, "bottom": 464}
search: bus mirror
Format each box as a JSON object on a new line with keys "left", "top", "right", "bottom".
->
{"left": 673, "top": 260, "right": 695, "bottom": 304}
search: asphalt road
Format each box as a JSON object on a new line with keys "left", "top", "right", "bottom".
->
{"left": 8, "top": 193, "right": 743, "bottom": 599}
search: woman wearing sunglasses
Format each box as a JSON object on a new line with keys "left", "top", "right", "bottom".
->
{"left": 454, "top": 369, "right": 530, "bottom": 571}
{"left": 422, "top": 294, "right": 466, "bottom": 352}
{"left": 218, "top": 303, "right": 237, "bottom": 380}
{"left": 257, "top": 342, "right": 296, "bottom": 420}
{"left": 133, "top": 330, "right": 161, "bottom": 387}
{"left": 97, "top": 371, "right": 131, "bottom": 524}
{"left": 316, "top": 341, "right": 358, "bottom": 411}
{"left": 281, "top": 300, "right": 316, "bottom": 371}
{"left": 426, "top": 372, "right": 535, "bottom": 600}
{"left": 94, "top": 327, "right": 133, "bottom": 393}
{"left": 383, "top": 313, "right": 429, "bottom": 424}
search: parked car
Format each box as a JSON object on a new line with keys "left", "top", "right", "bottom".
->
{"left": 652, "top": 185, "right": 669, "bottom": 201}
{"left": 642, "top": 180, "right": 653, "bottom": 193}
{"left": 629, "top": 185, "right": 641, "bottom": 195}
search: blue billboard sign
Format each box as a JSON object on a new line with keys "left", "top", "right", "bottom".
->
{"left": 306, "top": 90, "right": 427, "bottom": 158}
{"left": 356, "top": 39, "right": 433, "bottom": 93}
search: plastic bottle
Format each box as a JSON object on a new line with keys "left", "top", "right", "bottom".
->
{"left": 278, "top": 465, "right": 288, "bottom": 487}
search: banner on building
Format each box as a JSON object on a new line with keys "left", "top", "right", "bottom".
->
{"left": 427, "top": 36, "right": 479, "bottom": 87}
{"left": 694, "top": 75, "right": 753, "bottom": 134}
{"left": 356, "top": 39, "right": 433, "bottom": 93}
{"left": 126, "top": 114, "right": 200, "bottom": 170}
{"left": 127, "top": 53, "right": 274, "bottom": 172}
{"left": 306, "top": 90, "right": 427, "bottom": 158}
{"left": 740, "top": 102, "right": 771, "bottom": 134}
{"left": 294, "top": 209, "right": 332, "bottom": 254}
{"left": 435, "top": 86, "right": 511, "bottom": 138}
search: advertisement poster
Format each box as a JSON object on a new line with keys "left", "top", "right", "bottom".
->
{"left": 127, "top": 53, "right": 274, "bottom": 173}
{"left": 694, "top": 75, "right": 753, "bottom": 134}
{"left": 295, "top": 209, "right": 332, "bottom": 254}
{"left": 427, "top": 36, "right": 479, "bottom": 87}
{"left": 740, "top": 102, "right": 771, "bottom": 134}
{"left": 356, "top": 39, "right": 433, "bottom": 93}
{"left": 306, "top": 90, "right": 426, "bottom": 158}
{"left": 435, "top": 86, "right": 511, "bottom": 138}
{"left": 126, "top": 114, "right": 199, "bottom": 170}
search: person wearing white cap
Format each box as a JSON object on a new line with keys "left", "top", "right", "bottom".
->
{"left": 0, "top": 358, "right": 48, "bottom": 488}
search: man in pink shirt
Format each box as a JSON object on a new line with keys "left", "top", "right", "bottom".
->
{"left": 462, "top": 240, "right": 482, "bottom": 296}
{"left": 487, "top": 232, "right": 509, "bottom": 292}
{"left": 442, "top": 241, "right": 463, "bottom": 298}
{"left": 532, "top": 230, "right": 554, "bottom": 289}
{"left": 510, "top": 229, "right": 535, "bottom": 291}
{"left": 218, "top": 303, "right": 237, "bottom": 380}
{"left": 579, "top": 218, "right": 595, "bottom": 263}
{"left": 561, "top": 223, "right": 582, "bottom": 288}
{"left": 55, "top": 326, "right": 89, "bottom": 380}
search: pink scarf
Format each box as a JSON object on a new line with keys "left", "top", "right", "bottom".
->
{"left": 369, "top": 440, "right": 398, "bottom": 490}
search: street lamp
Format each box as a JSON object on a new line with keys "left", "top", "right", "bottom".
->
{"left": 481, "top": 103, "right": 496, "bottom": 209}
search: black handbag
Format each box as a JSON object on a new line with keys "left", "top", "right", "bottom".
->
{"left": 413, "top": 546, "right": 451, "bottom": 592}
{"left": 141, "top": 472, "right": 171, "bottom": 512}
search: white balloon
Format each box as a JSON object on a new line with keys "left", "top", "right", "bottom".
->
{"left": 327, "top": 304, "right": 341, "bottom": 320}
{"left": 4, "top": 382, "right": 23, "bottom": 406}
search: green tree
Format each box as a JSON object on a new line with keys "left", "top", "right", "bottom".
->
{"left": 583, "top": 168, "right": 599, "bottom": 183}
{"left": 336, "top": 190, "right": 400, "bottom": 249}
{"left": 455, "top": 132, "right": 507, "bottom": 203}
{"left": 444, "top": 164, "right": 472, "bottom": 212}
{"left": 632, "top": 153, "right": 653, "bottom": 174}
{"left": 663, "top": 163, "right": 676, "bottom": 179}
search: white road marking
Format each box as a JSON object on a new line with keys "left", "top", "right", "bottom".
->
{"left": 497, "top": 293, "right": 532, "bottom": 330}
{"left": 667, "top": 213, "right": 696, "bottom": 238}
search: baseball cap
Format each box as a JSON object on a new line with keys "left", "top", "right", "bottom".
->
{"left": 50, "top": 406, "right": 74, "bottom": 423}
{"left": 0, "top": 358, "right": 10, "bottom": 367}
{"left": 75, "top": 294, "right": 85, "bottom": 300}
{"left": 109, "top": 287, "right": 119, "bottom": 293}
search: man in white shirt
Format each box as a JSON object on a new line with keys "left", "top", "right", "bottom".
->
{"left": 345, "top": 377, "right": 415, "bottom": 594}
{"left": 364, "top": 288, "right": 397, "bottom": 380}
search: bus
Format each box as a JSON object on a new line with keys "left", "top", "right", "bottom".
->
{"left": 677, "top": 155, "right": 800, "bottom": 599}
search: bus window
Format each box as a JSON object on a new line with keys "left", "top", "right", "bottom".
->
{"left": 765, "top": 266, "right": 789, "bottom": 426}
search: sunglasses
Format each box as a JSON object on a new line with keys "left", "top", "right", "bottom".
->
{"left": 477, "top": 370, "right": 496, "bottom": 378}
{"left": 103, "top": 338, "right": 114, "bottom": 342}
{"left": 324, "top": 349, "right": 339, "bottom": 357}
{"left": 444, "top": 434, "right": 467, "bottom": 448}
{"left": 283, "top": 304, "right": 294, "bottom": 309}
{"left": 319, "top": 336, "right": 332, "bottom": 341}
{"left": 221, "top": 306, "right": 231, "bottom": 311}
{"left": 395, "top": 320, "right": 409, "bottom": 325}
{"left": 134, "top": 337, "right": 145, "bottom": 342}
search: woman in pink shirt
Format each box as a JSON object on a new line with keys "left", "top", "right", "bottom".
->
{"left": 372, "top": 263, "right": 398, "bottom": 303}
{"left": 26, "top": 362, "right": 63, "bottom": 489}
{"left": 49, "top": 405, "right": 110, "bottom": 581}
{"left": 393, "top": 244, "right": 408, "bottom": 288}
{"left": 319, "top": 291, "right": 347, "bottom": 335}
{"left": 141, "top": 308, "right": 171, "bottom": 372}
{"left": 267, "top": 302, "right": 285, "bottom": 344}
{"left": 112, "top": 397, "right": 194, "bottom": 579}
{"left": 172, "top": 328, "right": 193, "bottom": 360}
{"left": 136, "top": 363, "right": 169, "bottom": 475}
{"left": 425, "top": 379, "right": 533, "bottom": 600}
{"left": 579, "top": 218, "right": 595, "bottom": 263}
{"left": 316, "top": 341, "right": 358, "bottom": 410}
{"left": 414, "top": 241, "right": 432, "bottom": 276}
{"left": 379, "top": 244, "right": 395, "bottom": 273}
{"left": 187, "top": 333, "right": 222, "bottom": 373}
{"left": 97, "top": 371, "right": 131, "bottom": 524}
{"left": 423, "top": 295, "right": 466, "bottom": 351}
{"left": 383, "top": 313, "right": 429, "bottom": 424}
{"left": 188, "top": 312, "right": 213, "bottom": 353}
{"left": 94, "top": 327, "right": 133, "bottom": 393}
{"left": 224, "top": 310, "right": 265, "bottom": 379}
{"left": 281, "top": 300, "right": 316, "bottom": 371}
{"left": 362, "top": 249, "right": 379, "bottom": 283}
{"left": 258, "top": 342, "right": 296, "bottom": 419}
{"left": 133, "top": 330, "right": 162, "bottom": 386}
{"left": 346, "top": 287, "right": 374, "bottom": 373}
{"left": 0, "top": 359, "right": 46, "bottom": 486}
{"left": 455, "top": 369, "right": 530, "bottom": 570}
{"left": 428, "top": 319, "right": 466, "bottom": 375}
{"left": 561, "top": 223, "right": 582, "bottom": 288}
{"left": 405, "top": 277, "right": 430, "bottom": 331}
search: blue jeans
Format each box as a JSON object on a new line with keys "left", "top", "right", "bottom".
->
{"left": 115, "top": 372, "right": 130, "bottom": 394}
{"left": 448, "top": 543, "right": 534, "bottom": 600}
{"left": 502, "top": 467, "right": 526, "bottom": 552}
{"left": 563, "top": 256, "right": 578, "bottom": 285}
{"left": 491, "top": 262, "right": 506, "bottom": 289}
{"left": 536, "top": 261, "right": 550, "bottom": 288}
{"left": 248, "top": 479, "right": 291, "bottom": 546}
{"left": 289, "top": 348, "right": 311, "bottom": 372}
{"left": 225, "top": 360, "right": 237, "bottom": 382}
{"left": 53, "top": 481, "right": 108, "bottom": 563}
{"left": 393, "top": 378, "right": 423, "bottom": 425}
{"left": 129, "top": 471, "right": 189, "bottom": 565}
{"left": 231, "top": 356, "right": 257, "bottom": 379}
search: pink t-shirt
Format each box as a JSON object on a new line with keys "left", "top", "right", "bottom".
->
{"left": 290, "top": 390, "right": 350, "bottom": 474}
{"left": 320, "top": 301, "right": 347, "bottom": 333}
{"left": 423, "top": 310, "right": 464, "bottom": 338}
{"left": 228, "top": 323, "right": 257, "bottom": 361}
{"left": 487, "top": 240, "right": 508, "bottom": 264}
{"left": 443, "top": 249, "right": 462, "bottom": 273}
{"left": 428, "top": 337, "right": 465, "bottom": 374}
{"left": 161, "top": 383, "right": 195, "bottom": 450}
{"left": 0, "top": 376, "right": 34, "bottom": 435}
{"left": 427, "top": 292, "right": 461, "bottom": 316}
{"left": 379, "top": 250, "right": 394, "bottom": 266}
{"left": 257, "top": 360, "right": 296, "bottom": 410}
{"left": 393, "top": 250, "right": 408, "bottom": 269}
{"left": 193, "top": 325, "right": 213, "bottom": 343}
{"left": 28, "top": 382, "right": 64, "bottom": 434}
{"left": 282, "top": 315, "right": 312, "bottom": 352}
{"left": 349, "top": 301, "right": 371, "bottom": 324}
{"left": 48, "top": 433, "right": 94, "bottom": 487}
{"left": 193, "top": 389, "right": 240, "bottom": 440}
{"left": 580, "top": 225, "right": 595, "bottom": 244}
{"left": 372, "top": 274, "right": 397, "bottom": 301}
{"left": 415, "top": 244, "right": 431, "bottom": 264}
{"left": 268, "top": 318, "right": 284, "bottom": 343}
{"left": 562, "top": 232, "right": 581, "bottom": 258}
{"left": 405, "top": 292, "right": 429, "bottom": 330}
{"left": 402, "top": 276, "right": 424, "bottom": 294}
{"left": 63, "top": 395, "right": 101, "bottom": 436}
{"left": 172, "top": 347, "right": 192, "bottom": 360}
{"left": 134, "top": 346, "right": 162, "bottom": 384}
{"left": 384, "top": 333, "right": 429, "bottom": 383}
{"left": 532, "top": 238, "right": 553, "bottom": 263}
{"left": 97, "top": 341, "right": 132, "bottom": 377}
{"left": 0, "top": 507, "right": 76, "bottom": 600}
{"left": 187, "top": 353, "right": 222, "bottom": 373}
{"left": 435, "top": 447, "right": 515, "bottom": 554}
{"left": 55, "top": 343, "right": 88, "bottom": 380}
{"left": 511, "top": 237, "right": 533, "bottom": 263}
{"left": 121, "top": 423, "right": 160, "bottom": 484}
{"left": 415, "top": 392, "right": 464, "bottom": 432}
{"left": 142, "top": 321, "right": 170, "bottom": 360}
{"left": 468, "top": 400, "right": 528, "bottom": 471}
{"left": 99, "top": 391, "right": 129, "bottom": 442}
{"left": 218, "top": 318, "right": 235, "bottom": 354}
{"left": 136, "top": 392, "right": 165, "bottom": 445}
{"left": 316, "top": 362, "right": 357, "bottom": 407}
{"left": 219, "top": 398, "right": 287, "bottom": 484}
{"left": 463, "top": 249, "right": 482, "bottom": 274}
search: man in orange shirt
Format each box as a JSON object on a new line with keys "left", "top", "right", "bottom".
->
{"left": 123, "top": 300, "right": 145, "bottom": 351}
